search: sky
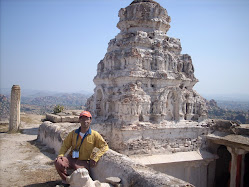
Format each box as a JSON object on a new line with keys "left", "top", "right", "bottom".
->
{"left": 1, "top": 0, "right": 249, "bottom": 99}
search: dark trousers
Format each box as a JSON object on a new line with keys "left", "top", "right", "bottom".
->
{"left": 54, "top": 156, "right": 90, "bottom": 181}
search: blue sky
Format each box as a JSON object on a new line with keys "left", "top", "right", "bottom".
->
{"left": 1, "top": 0, "right": 249, "bottom": 98}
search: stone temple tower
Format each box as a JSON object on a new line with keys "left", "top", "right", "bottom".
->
{"left": 86, "top": 0, "right": 207, "bottom": 124}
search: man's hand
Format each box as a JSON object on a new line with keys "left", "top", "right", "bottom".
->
{"left": 55, "top": 156, "right": 63, "bottom": 161}
{"left": 89, "top": 160, "right": 97, "bottom": 167}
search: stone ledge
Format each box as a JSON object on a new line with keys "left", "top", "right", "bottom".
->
{"left": 45, "top": 113, "right": 79, "bottom": 123}
{"left": 91, "top": 149, "right": 191, "bottom": 187}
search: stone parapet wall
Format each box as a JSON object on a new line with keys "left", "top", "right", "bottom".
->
{"left": 38, "top": 122, "right": 79, "bottom": 153}
{"left": 97, "top": 121, "right": 209, "bottom": 155}
{"left": 38, "top": 120, "right": 209, "bottom": 156}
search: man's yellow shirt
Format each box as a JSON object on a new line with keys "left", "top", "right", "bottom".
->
{"left": 58, "top": 128, "right": 108, "bottom": 162}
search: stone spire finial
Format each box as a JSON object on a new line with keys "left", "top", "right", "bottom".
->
{"left": 117, "top": 0, "right": 171, "bottom": 33}
{"left": 130, "top": 0, "right": 159, "bottom": 5}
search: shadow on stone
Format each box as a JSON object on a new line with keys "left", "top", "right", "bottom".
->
{"left": 28, "top": 139, "right": 57, "bottom": 160}
{"left": 20, "top": 127, "right": 39, "bottom": 135}
{"left": 24, "top": 180, "right": 61, "bottom": 187}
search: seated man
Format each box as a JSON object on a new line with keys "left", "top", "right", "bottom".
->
{"left": 54, "top": 111, "right": 109, "bottom": 186}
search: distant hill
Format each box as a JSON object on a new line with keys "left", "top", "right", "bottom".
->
{"left": 0, "top": 92, "right": 91, "bottom": 118}
{"left": 216, "top": 100, "right": 249, "bottom": 111}
{"left": 21, "top": 93, "right": 88, "bottom": 107}
{"left": 0, "top": 94, "right": 10, "bottom": 120}
{"left": 206, "top": 99, "right": 249, "bottom": 124}
{"left": 0, "top": 88, "right": 93, "bottom": 98}
{"left": 202, "top": 93, "right": 249, "bottom": 102}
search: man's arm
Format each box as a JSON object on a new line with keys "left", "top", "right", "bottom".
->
{"left": 57, "top": 131, "right": 73, "bottom": 157}
{"left": 90, "top": 132, "right": 109, "bottom": 163}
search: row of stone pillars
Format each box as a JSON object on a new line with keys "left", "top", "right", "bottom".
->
{"left": 9, "top": 85, "right": 21, "bottom": 133}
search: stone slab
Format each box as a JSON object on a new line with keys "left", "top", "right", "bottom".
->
{"left": 206, "top": 132, "right": 249, "bottom": 151}
{"left": 129, "top": 151, "right": 216, "bottom": 165}
{"left": 45, "top": 113, "right": 79, "bottom": 123}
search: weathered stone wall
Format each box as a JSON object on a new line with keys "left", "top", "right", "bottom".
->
{"left": 38, "top": 121, "right": 210, "bottom": 156}
{"left": 38, "top": 122, "right": 79, "bottom": 153}
{"left": 92, "top": 119, "right": 210, "bottom": 155}
{"left": 130, "top": 150, "right": 217, "bottom": 187}
{"left": 148, "top": 160, "right": 215, "bottom": 187}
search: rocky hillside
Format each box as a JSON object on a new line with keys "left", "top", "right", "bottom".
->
{"left": 216, "top": 100, "right": 249, "bottom": 111}
{"left": 21, "top": 93, "right": 88, "bottom": 107}
{"left": 0, "top": 94, "right": 10, "bottom": 120}
{"left": 206, "top": 99, "right": 249, "bottom": 124}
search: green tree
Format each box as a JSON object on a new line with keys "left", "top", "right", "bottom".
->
{"left": 53, "top": 105, "right": 64, "bottom": 114}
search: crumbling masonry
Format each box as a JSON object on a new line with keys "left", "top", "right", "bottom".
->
{"left": 86, "top": 0, "right": 208, "bottom": 124}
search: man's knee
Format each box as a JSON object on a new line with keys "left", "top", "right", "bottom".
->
{"left": 54, "top": 156, "right": 69, "bottom": 170}
{"left": 54, "top": 158, "right": 60, "bottom": 169}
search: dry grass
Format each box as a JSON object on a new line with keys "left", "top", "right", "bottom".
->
{"left": 21, "top": 115, "right": 34, "bottom": 124}
{"left": 21, "top": 114, "right": 45, "bottom": 124}
{"left": 0, "top": 114, "right": 45, "bottom": 133}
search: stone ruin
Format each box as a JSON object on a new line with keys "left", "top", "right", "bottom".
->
{"left": 9, "top": 85, "right": 21, "bottom": 132}
{"left": 38, "top": 1, "right": 249, "bottom": 187}
{"left": 45, "top": 110, "right": 82, "bottom": 123}
{"left": 86, "top": 0, "right": 207, "bottom": 124}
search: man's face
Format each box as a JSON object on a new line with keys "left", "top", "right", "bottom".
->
{"left": 79, "top": 115, "right": 92, "bottom": 129}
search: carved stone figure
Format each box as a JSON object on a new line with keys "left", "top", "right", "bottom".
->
{"left": 66, "top": 168, "right": 112, "bottom": 187}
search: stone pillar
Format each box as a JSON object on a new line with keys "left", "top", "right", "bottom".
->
{"left": 235, "top": 149, "right": 247, "bottom": 187}
{"left": 9, "top": 85, "right": 21, "bottom": 132}
{"left": 207, "top": 160, "right": 216, "bottom": 187}
{"left": 240, "top": 154, "right": 245, "bottom": 187}
{"left": 227, "top": 147, "right": 246, "bottom": 187}
{"left": 227, "top": 147, "right": 237, "bottom": 187}
{"left": 200, "top": 161, "right": 209, "bottom": 187}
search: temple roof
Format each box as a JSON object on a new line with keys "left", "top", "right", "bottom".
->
{"left": 130, "top": 0, "right": 159, "bottom": 5}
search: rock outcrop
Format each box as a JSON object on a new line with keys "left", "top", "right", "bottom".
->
{"left": 86, "top": 0, "right": 207, "bottom": 124}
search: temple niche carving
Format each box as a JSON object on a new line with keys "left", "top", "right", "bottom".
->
{"left": 86, "top": 0, "right": 207, "bottom": 124}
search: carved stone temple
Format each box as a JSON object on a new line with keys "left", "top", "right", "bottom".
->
{"left": 86, "top": 0, "right": 207, "bottom": 124}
